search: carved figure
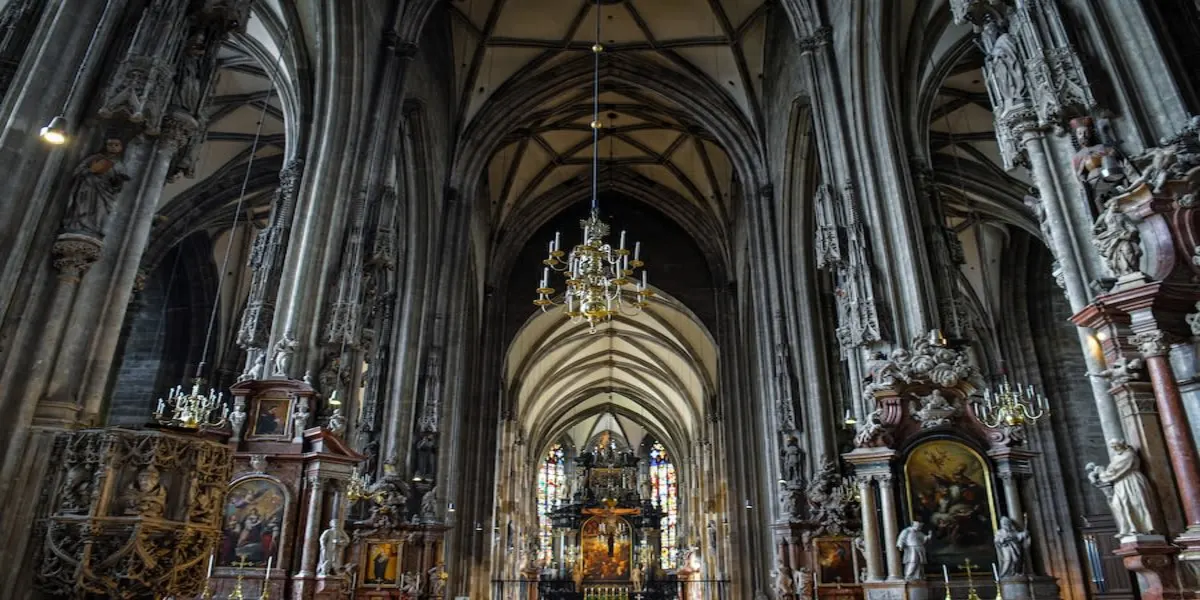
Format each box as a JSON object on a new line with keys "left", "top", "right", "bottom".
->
{"left": 421, "top": 486, "right": 439, "bottom": 521}
{"left": 631, "top": 563, "right": 644, "bottom": 591}
{"left": 772, "top": 553, "right": 795, "bottom": 597}
{"left": 189, "top": 484, "right": 220, "bottom": 524}
{"left": 1091, "top": 198, "right": 1142, "bottom": 276}
{"left": 171, "top": 31, "right": 208, "bottom": 115}
{"left": 1087, "top": 355, "right": 1143, "bottom": 386}
{"left": 911, "top": 389, "right": 960, "bottom": 428}
{"left": 241, "top": 353, "right": 265, "bottom": 382}
{"left": 795, "top": 567, "right": 813, "bottom": 599}
{"left": 1121, "top": 143, "right": 1177, "bottom": 194}
{"left": 272, "top": 332, "right": 297, "bottom": 376}
{"left": 994, "top": 516, "right": 1030, "bottom": 577}
{"left": 122, "top": 465, "right": 167, "bottom": 518}
{"left": 896, "top": 520, "right": 929, "bottom": 581}
{"left": 806, "top": 459, "right": 855, "bottom": 536}
{"left": 317, "top": 519, "right": 350, "bottom": 576}
{"left": 327, "top": 407, "right": 346, "bottom": 436}
{"left": 1071, "top": 117, "right": 1127, "bottom": 199}
{"left": 781, "top": 436, "right": 803, "bottom": 483}
{"left": 63, "top": 137, "right": 130, "bottom": 236}
{"left": 854, "top": 407, "right": 888, "bottom": 448}
{"left": 58, "top": 463, "right": 93, "bottom": 513}
{"left": 780, "top": 485, "right": 803, "bottom": 522}
{"left": 415, "top": 432, "right": 437, "bottom": 479}
{"left": 400, "top": 571, "right": 421, "bottom": 596}
{"left": 982, "top": 20, "right": 1025, "bottom": 110}
{"left": 291, "top": 401, "right": 311, "bottom": 441}
{"left": 1086, "top": 439, "right": 1157, "bottom": 537}
{"left": 427, "top": 563, "right": 448, "bottom": 596}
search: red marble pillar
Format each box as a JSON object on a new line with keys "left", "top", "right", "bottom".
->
{"left": 1135, "top": 331, "right": 1200, "bottom": 532}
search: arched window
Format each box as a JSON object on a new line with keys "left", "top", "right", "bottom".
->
{"left": 649, "top": 442, "right": 678, "bottom": 569}
{"left": 536, "top": 444, "right": 568, "bottom": 564}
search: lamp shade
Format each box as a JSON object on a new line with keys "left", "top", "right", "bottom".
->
{"left": 39, "top": 115, "right": 68, "bottom": 145}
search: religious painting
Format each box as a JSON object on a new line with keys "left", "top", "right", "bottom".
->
{"left": 904, "top": 439, "right": 998, "bottom": 573}
{"left": 581, "top": 516, "right": 631, "bottom": 580}
{"left": 362, "top": 542, "right": 399, "bottom": 585}
{"left": 218, "top": 478, "right": 287, "bottom": 567}
{"left": 250, "top": 394, "right": 291, "bottom": 439}
{"left": 813, "top": 537, "right": 858, "bottom": 585}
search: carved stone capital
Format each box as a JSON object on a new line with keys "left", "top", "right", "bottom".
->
{"left": 132, "top": 269, "right": 148, "bottom": 294}
{"left": 51, "top": 234, "right": 103, "bottom": 283}
{"left": 159, "top": 112, "right": 200, "bottom": 150}
{"left": 798, "top": 26, "right": 831, "bottom": 54}
{"left": 1132, "top": 330, "right": 1171, "bottom": 358}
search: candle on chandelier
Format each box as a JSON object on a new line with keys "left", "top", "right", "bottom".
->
{"left": 633, "top": 241, "right": 641, "bottom": 261}
{"left": 548, "top": 239, "right": 555, "bottom": 255}
{"left": 554, "top": 231, "right": 561, "bottom": 252}
{"left": 641, "top": 270, "right": 647, "bottom": 289}
{"left": 619, "top": 230, "right": 626, "bottom": 251}
{"left": 542, "top": 267, "right": 550, "bottom": 288}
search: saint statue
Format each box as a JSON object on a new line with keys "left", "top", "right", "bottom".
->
{"left": 172, "top": 31, "right": 208, "bottom": 116}
{"left": 781, "top": 436, "right": 803, "bottom": 483}
{"left": 427, "top": 563, "right": 448, "bottom": 596}
{"left": 772, "top": 553, "right": 795, "bottom": 597}
{"left": 272, "top": 332, "right": 297, "bottom": 376}
{"left": 982, "top": 20, "right": 1025, "bottom": 110}
{"left": 994, "top": 516, "right": 1030, "bottom": 578}
{"left": 63, "top": 136, "right": 130, "bottom": 236}
{"left": 1086, "top": 439, "right": 1157, "bottom": 537}
{"left": 415, "top": 432, "right": 438, "bottom": 479}
{"left": 421, "top": 486, "right": 439, "bottom": 521}
{"left": 317, "top": 519, "right": 350, "bottom": 576}
{"left": 122, "top": 465, "right": 167, "bottom": 518}
{"left": 1070, "top": 117, "right": 1127, "bottom": 200}
{"left": 1091, "top": 198, "right": 1142, "bottom": 276}
{"left": 896, "top": 520, "right": 929, "bottom": 581}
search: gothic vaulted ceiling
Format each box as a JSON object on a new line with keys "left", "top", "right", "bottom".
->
{"left": 450, "top": 0, "right": 768, "bottom": 235}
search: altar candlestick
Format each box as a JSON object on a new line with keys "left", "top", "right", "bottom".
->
{"left": 207, "top": 553, "right": 214, "bottom": 578}
{"left": 992, "top": 563, "right": 999, "bottom": 582}
{"left": 943, "top": 564, "right": 950, "bottom": 584}
{"left": 265, "top": 557, "right": 272, "bottom": 580}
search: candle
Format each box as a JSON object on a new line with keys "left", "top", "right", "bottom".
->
{"left": 554, "top": 231, "right": 561, "bottom": 251}
{"left": 548, "top": 240, "right": 555, "bottom": 255}
{"left": 634, "top": 241, "right": 641, "bottom": 260}
{"left": 992, "top": 562, "right": 999, "bottom": 582}
{"left": 943, "top": 564, "right": 950, "bottom": 584}
{"left": 619, "top": 230, "right": 626, "bottom": 251}
{"left": 641, "top": 270, "right": 647, "bottom": 289}
{"left": 207, "top": 553, "right": 214, "bottom": 578}
{"left": 814, "top": 571, "right": 820, "bottom": 590}
{"left": 542, "top": 267, "right": 550, "bottom": 288}
{"left": 265, "top": 557, "right": 272, "bottom": 580}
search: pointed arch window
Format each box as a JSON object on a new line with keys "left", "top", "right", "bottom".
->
{"left": 649, "top": 441, "right": 678, "bottom": 569}
{"left": 536, "top": 444, "right": 568, "bottom": 564}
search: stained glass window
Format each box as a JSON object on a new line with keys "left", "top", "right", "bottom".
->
{"left": 649, "top": 442, "right": 678, "bottom": 569}
{"left": 536, "top": 444, "right": 568, "bottom": 564}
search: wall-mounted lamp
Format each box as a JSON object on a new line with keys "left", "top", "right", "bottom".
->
{"left": 744, "top": 498, "right": 752, "bottom": 510}
{"left": 447, "top": 502, "right": 456, "bottom": 513}
{"left": 843, "top": 409, "right": 857, "bottom": 427}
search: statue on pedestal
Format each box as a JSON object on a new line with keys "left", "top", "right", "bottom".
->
{"left": 421, "top": 486, "right": 439, "bottom": 522}
{"left": 272, "top": 332, "right": 297, "bottom": 377}
{"left": 994, "top": 516, "right": 1030, "bottom": 577}
{"left": 317, "top": 519, "right": 350, "bottom": 576}
{"left": 1086, "top": 439, "right": 1157, "bottom": 537}
{"left": 772, "top": 553, "right": 795, "bottom": 597}
{"left": 63, "top": 136, "right": 130, "bottom": 237}
{"left": 781, "top": 436, "right": 803, "bottom": 483}
{"left": 428, "top": 563, "right": 448, "bottom": 596}
{"left": 897, "top": 520, "right": 929, "bottom": 581}
{"left": 292, "top": 401, "right": 311, "bottom": 442}
{"left": 1071, "top": 116, "right": 1128, "bottom": 202}
{"left": 415, "top": 432, "right": 438, "bottom": 479}
{"left": 1092, "top": 198, "right": 1142, "bottom": 277}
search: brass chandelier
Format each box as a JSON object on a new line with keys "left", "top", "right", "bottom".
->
{"left": 532, "top": 0, "right": 652, "bottom": 332}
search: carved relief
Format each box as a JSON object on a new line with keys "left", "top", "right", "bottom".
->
{"left": 237, "top": 160, "right": 305, "bottom": 352}
{"left": 910, "top": 389, "right": 962, "bottom": 429}
{"left": 815, "top": 182, "right": 883, "bottom": 352}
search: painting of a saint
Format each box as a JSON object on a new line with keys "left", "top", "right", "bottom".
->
{"left": 252, "top": 397, "right": 288, "bottom": 437}
{"left": 218, "top": 478, "right": 287, "bottom": 566}
{"left": 581, "top": 517, "right": 631, "bottom": 580}
{"left": 904, "top": 440, "right": 997, "bottom": 573}
{"left": 364, "top": 543, "right": 399, "bottom": 585}
{"left": 814, "top": 538, "right": 857, "bottom": 584}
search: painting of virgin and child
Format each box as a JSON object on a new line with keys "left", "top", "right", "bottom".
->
{"left": 218, "top": 478, "right": 287, "bottom": 567}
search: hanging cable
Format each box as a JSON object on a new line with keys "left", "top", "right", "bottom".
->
{"left": 591, "top": 0, "right": 602, "bottom": 213}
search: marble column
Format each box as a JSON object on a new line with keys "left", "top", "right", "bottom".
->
{"left": 858, "top": 477, "right": 883, "bottom": 581}
{"left": 999, "top": 473, "right": 1025, "bottom": 523}
{"left": 877, "top": 473, "right": 903, "bottom": 580}
{"left": 1135, "top": 331, "right": 1200, "bottom": 534}
{"left": 299, "top": 474, "right": 326, "bottom": 577}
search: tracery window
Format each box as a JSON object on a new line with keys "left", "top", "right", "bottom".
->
{"left": 536, "top": 443, "right": 568, "bottom": 564}
{"left": 649, "top": 442, "right": 678, "bottom": 569}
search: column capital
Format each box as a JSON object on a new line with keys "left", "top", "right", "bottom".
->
{"left": 51, "top": 234, "right": 103, "bottom": 283}
{"left": 1132, "top": 330, "right": 1172, "bottom": 358}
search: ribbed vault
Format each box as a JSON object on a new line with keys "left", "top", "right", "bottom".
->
{"left": 506, "top": 292, "right": 717, "bottom": 461}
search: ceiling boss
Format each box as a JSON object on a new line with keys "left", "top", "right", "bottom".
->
{"left": 531, "top": 5, "right": 652, "bottom": 332}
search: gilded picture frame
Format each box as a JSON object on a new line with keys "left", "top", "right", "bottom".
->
{"left": 361, "top": 540, "right": 401, "bottom": 586}
{"left": 812, "top": 536, "right": 860, "bottom": 586}
{"left": 218, "top": 476, "right": 289, "bottom": 567}
{"left": 248, "top": 392, "right": 294, "bottom": 441}
{"left": 903, "top": 439, "right": 998, "bottom": 573}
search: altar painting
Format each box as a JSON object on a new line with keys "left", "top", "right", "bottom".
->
{"left": 904, "top": 440, "right": 997, "bottom": 572}
{"left": 813, "top": 537, "right": 857, "bottom": 585}
{"left": 581, "top": 517, "right": 631, "bottom": 580}
{"left": 363, "top": 542, "right": 399, "bottom": 585}
{"left": 251, "top": 394, "right": 291, "bottom": 439}
{"left": 218, "top": 478, "right": 287, "bottom": 566}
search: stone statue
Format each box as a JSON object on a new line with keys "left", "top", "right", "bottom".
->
{"left": 62, "top": 136, "right": 130, "bottom": 236}
{"left": 1092, "top": 198, "right": 1142, "bottom": 276}
{"left": 631, "top": 563, "right": 644, "bottom": 591}
{"left": 772, "top": 553, "right": 795, "bottom": 597}
{"left": 796, "top": 566, "right": 813, "bottom": 599}
{"left": 272, "top": 332, "right": 298, "bottom": 376}
{"left": 427, "top": 563, "right": 447, "bottom": 596}
{"left": 327, "top": 407, "right": 346, "bottom": 436}
{"left": 707, "top": 519, "right": 718, "bottom": 551}
{"left": 58, "top": 463, "right": 93, "bottom": 513}
{"left": 421, "top": 486, "right": 439, "bottom": 521}
{"left": 122, "top": 465, "right": 166, "bottom": 518}
{"left": 1071, "top": 117, "right": 1127, "bottom": 199}
{"left": 994, "top": 516, "right": 1030, "bottom": 577}
{"left": 399, "top": 571, "right": 421, "bottom": 596}
{"left": 982, "top": 20, "right": 1025, "bottom": 110}
{"left": 1086, "top": 439, "right": 1157, "bottom": 537}
{"left": 171, "top": 31, "right": 208, "bottom": 116}
{"left": 781, "top": 435, "right": 803, "bottom": 483}
{"left": 292, "top": 401, "right": 311, "bottom": 442}
{"left": 1087, "top": 355, "right": 1143, "bottom": 386}
{"left": 854, "top": 407, "right": 888, "bottom": 448}
{"left": 1121, "top": 142, "right": 1177, "bottom": 194}
{"left": 896, "top": 520, "right": 929, "bottom": 580}
{"left": 317, "top": 519, "right": 350, "bottom": 576}
{"left": 241, "top": 352, "right": 265, "bottom": 382}
{"left": 415, "top": 432, "right": 437, "bottom": 479}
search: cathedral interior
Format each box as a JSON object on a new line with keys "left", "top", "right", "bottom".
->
{"left": 4, "top": 0, "right": 1200, "bottom": 599}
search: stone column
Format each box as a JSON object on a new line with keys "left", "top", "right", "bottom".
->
{"left": 877, "top": 473, "right": 903, "bottom": 581}
{"left": 1135, "top": 330, "right": 1200, "bottom": 537}
{"left": 999, "top": 473, "right": 1024, "bottom": 523}
{"left": 299, "top": 473, "right": 326, "bottom": 577}
{"left": 857, "top": 477, "right": 884, "bottom": 581}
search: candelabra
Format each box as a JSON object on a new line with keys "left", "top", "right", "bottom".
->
{"left": 534, "top": 210, "right": 653, "bottom": 332}
{"left": 973, "top": 378, "right": 1049, "bottom": 428}
{"left": 345, "top": 468, "right": 379, "bottom": 502}
{"left": 153, "top": 378, "right": 229, "bottom": 429}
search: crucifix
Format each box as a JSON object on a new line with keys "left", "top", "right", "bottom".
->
{"left": 957, "top": 559, "right": 983, "bottom": 600}
{"left": 229, "top": 558, "right": 254, "bottom": 600}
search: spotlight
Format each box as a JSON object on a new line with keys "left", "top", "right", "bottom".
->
{"left": 844, "top": 409, "right": 858, "bottom": 426}
{"left": 39, "top": 116, "right": 68, "bottom": 145}
{"left": 447, "top": 502, "right": 456, "bottom": 513}
{"left": 744, "top": 498, "right": 752, "bottom": 510}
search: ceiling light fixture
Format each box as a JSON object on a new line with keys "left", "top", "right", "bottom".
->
{"left": 533, "top": 0, "right": 652, "bottom": 333}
